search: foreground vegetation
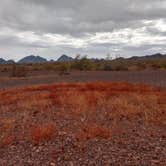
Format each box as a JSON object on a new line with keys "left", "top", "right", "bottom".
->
{"left": 0, "top": 82, "right": 165, "bottom": 145}
{"left": 0, "top": 82, "right": 165, "bottom": 165}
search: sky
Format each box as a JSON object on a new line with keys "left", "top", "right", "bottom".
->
{"left": 0, "top": 0, "right": 166, "bottom": 61}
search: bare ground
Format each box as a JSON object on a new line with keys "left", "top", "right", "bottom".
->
{"left": 0, "top": 70, "right": 166, "bottom": 89}
{"left": 0, "top": 125, "right": 165, "bottom": 165}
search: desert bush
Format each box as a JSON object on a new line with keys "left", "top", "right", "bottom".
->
{"left": 136, "top": 63, "right": 146, "bottom": 70}
{"left": 11, "top": 64, "right": 28, "bottom": 77}
{"left": 58, "top": 63, "right": 71, "bottom": 75}
{"left": 0, "top": 66, "right": 8, "bottom": 72}
{"left": 103, "top": 62, "right": 113, "bottom": 71}
{"left": 76, "top": 123, "right": 111, "bottom": 141}
{"left": 0, "top": 135, "right": 15, "bottom": 147}
{"left": 43, "top": 63, "right": 58, "bottom": 71}
{"left": 71, "top": 57, "right": 95, "bottom": 70}
{"left": 150, "top": 63, "right": 161, "bottom": 70}
{"left": 161, "top": 63, "right": 166, "bottom": 69}
{"left": 30, "top": 123, "right": 56, "bottom": 144}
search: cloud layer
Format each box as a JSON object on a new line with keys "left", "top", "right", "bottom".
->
{"left": 0, "top": 0, "right": 166, "bottom": 60}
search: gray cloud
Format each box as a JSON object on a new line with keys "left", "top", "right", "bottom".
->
{"left": 0, "top": 0, "right": 166, "bottom": 60}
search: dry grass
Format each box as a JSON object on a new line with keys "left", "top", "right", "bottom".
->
{"left": 75, "top": 123, "right": 112, "bottom": 141}
{"left": 0, "top": 135, "right": 15, "bottom": 147}
{"left": 0, "top": 82, "right": 165, "bottom": 146}
{"left": 30, "top": 123, "right": 56, "bottom": 144}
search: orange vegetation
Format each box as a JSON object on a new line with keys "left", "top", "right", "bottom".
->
{"left": 75, "top": 123, "right": 111, "bottom": 141}
{"left": 30, "top": 123, "right": 56, "bottom": 144}
{"left": 0, "top": 82, "right": 165, "bottom": 146}
{"left": 0, "top": 135, "right": 15, "bottom": 147}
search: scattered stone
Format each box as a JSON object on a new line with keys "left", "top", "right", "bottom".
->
{"left": 50, "top": 162, "right": 56, "bottom": 166}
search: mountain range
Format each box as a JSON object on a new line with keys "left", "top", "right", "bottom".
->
{"left": 0, "top": 53, "right": 166, "bottom": 64}
{"left": 0, "top": 55, "right": 74, "bottom": 64}
{"left": 128, "top": 53, "right": 166, "bottom": 61}
{"left": 18, "top": 55, "right": 47, "bottom": 64}
{"left": 57, "top": 54, "right": 74, "bottom": 62}
{"left": 0, "top": 58, "right": 14, "bottom": 64}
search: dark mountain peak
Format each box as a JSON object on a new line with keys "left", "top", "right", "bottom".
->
{"left": 18, "top": 55, "right": 47, "bottom": 63}
{"left": 57, "top": 55, "right": 73, "bottom": 62}
{"left": 146, "top": 53, "right": 165, "bottom": 58}
{"left": 6, "top": 60, "right": 15, "bottom": 64}
{"left": 128, "top": 53, "right": 166, "bottom": 60}
{"left": 0, "top": 58, "right": 6, "bottom": 64}
{"left": 0, "top": 58, "right": 15, "bottom": 64}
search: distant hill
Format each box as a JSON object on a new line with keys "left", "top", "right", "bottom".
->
{"left": 128, "top": 53, "right": 166, "bottom": 61}
{"left": 0, "top": 53, "right": 166, "bottom": 65}
{"left": 0, "top": 58, "right": 14, "bottom": 64}
{"left": 0, "top": 58, "right": 6, "bottom": 64}
{"left": 6, "top": 60, "right": 15, "bottom": 64}
{"left": 18, "top": 55, "right": 47, "bottom": 64}
{"left": 57, "top": 55, "right": 74, "bottom": 62}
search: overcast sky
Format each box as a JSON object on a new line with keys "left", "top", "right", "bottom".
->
{"left": 0, "top": 0, "right": 166, "bottom": 60}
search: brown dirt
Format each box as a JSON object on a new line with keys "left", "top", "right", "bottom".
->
{"left": 0, "top": 70, "right": 166, "bottom": 89}
{"left": 0, "top": 82, "right": 166, "bottom": 165}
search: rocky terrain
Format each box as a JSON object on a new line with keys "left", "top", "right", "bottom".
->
{"left": 0, "top": 82, "right": 165, "bottom": 165}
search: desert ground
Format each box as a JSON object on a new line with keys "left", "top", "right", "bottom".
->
{"left": 0, "top": 71, "right": 166, "bottom": 165}
{"left": 0, "top": 70, "right": 166, "bottom": 89}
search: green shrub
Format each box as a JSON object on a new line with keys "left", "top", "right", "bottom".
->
{"left": 71, "top": 57, "right": 94, "bottom": 70}
{"left": 103, "top": 63, "right": 113, "bottom": 71}
{"left": 58, "top": 63, "right": 71, "bottom": 75}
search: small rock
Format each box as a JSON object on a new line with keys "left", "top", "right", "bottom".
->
{"left": 69, "top": 161, "right": 74, "bottom": 166}
{"left": 50, "top": 162, "right": 56, "bottom": 166}
{"left": 151, "top": 160, "right": 160, "bottom": 164}
{"left": 36, "top": 149, "right": 40, "bottom": 153}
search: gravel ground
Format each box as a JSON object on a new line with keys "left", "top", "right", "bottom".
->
{"left": 0, "top": 121, "right": 165, "bottom": 166}
{"left": 0, "top": 70, "right": 166, "bottom": 89}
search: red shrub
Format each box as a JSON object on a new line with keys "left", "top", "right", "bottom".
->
{"left": 0, "top": 135, "right": 15, "bottom": 147}
{"left": 30, "top": 123, "right": 56, "bottom": 144}
{"left": 76, "top": 123, "right": 111, "bottom": 141}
